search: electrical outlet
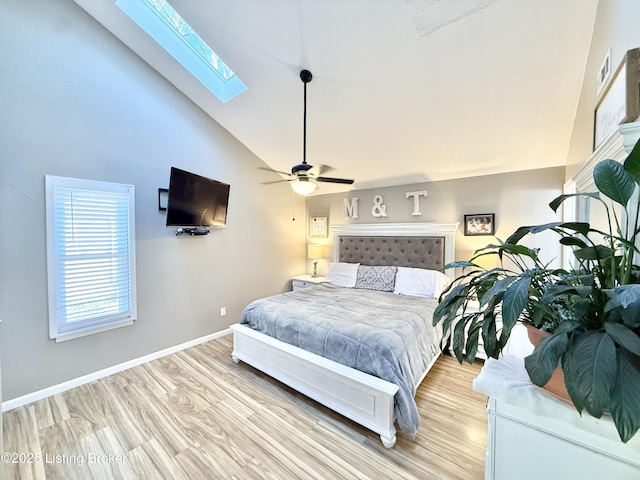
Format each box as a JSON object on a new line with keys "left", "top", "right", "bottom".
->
{"left": 220, "top": 307, "right": 226, "bottom": 317}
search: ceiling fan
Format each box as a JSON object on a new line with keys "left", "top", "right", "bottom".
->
{"left": 261, "top": 69, "right": 355, "bottom": 195}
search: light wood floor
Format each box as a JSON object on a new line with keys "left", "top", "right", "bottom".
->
{"left": 3, "top": 335, "right": 487, "bottom": 480}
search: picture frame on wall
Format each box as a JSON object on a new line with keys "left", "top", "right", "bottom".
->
{"left": 594, "top": 48, "right": 640, "bottom": 150}
{"left": 158, "top": 188, "right": 169, "bottom": 211}
{"left": 464, "top": 214, "right": 495, "bottom": 236}
{"left": 310, "top": 216, "right": 328, "bottom": 238}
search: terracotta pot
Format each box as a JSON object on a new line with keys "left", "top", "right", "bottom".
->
{"left": 524, "top": 324, "right": 572, "bottom": 404}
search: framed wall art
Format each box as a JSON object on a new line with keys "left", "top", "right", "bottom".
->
{"left": 158, "top": 188, "right": 169, "bottom": 211}
{"left": 464, "top": 214, "right": 495, "bottom": 236}
{"left": 594, "top": 48, "right": 640, "bottom": 150}
{"left": 310, "top": 216, "right": 328, "bottom": 238}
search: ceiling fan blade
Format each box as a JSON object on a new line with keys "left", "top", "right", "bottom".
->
{"left": 316, "top": 176, "right": 355, "bottom": 184}
{"left": 261, "top": 179, "right": 291, "bottom": 185}
{"left": 258, "top": 167, "right": 294, "bottom": 176}
{"left": 308, "top": 164, "right": 334, "bottom": 177}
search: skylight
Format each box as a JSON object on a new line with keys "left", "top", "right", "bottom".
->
{"left": 117, "top": 0, "right": 247, "bottom": 102}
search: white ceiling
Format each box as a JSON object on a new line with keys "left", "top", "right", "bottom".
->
{"left": 74, "top": 0, "right": 599, "bottom": 195}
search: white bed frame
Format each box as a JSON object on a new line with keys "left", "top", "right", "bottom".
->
{"left": 231, "top": 222, "right": 459, "bottom": 447}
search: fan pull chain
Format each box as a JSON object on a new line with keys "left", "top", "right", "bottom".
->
{"left": 292, "top": 189, "right": 296, "bottom": 221}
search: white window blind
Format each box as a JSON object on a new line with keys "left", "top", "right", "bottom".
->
{"left": 46, "top": 176, "right": 137, "bottom": 341}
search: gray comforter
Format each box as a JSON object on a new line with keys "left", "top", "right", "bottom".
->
{"left": 240, "top": 283, "right": 443, "bottom": 437}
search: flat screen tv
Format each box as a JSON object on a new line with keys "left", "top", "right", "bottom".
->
{"left": 165, "top": 167, "right": 230, "bottom": 229}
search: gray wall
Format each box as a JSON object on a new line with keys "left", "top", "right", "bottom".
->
{"left": 305, "top": 167, "right": 565, "bottom": 276}
{"left": 566, "top": 0, "right": 640, "bottom": 177}
{"left": 0, "top": 0, "right": 304, "bottom": 401}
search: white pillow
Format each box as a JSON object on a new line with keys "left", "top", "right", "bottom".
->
{"left": 393, "top": 267, "right": 450, "bottom": 298}
{"left": 325, "top": 262, "right": 360, "bottom": 288}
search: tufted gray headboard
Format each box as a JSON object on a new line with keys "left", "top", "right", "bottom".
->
{"left": 330, "top": 223, "right": 459, "bottom": 280}
{"left": 338, "top": 236, "right": 444, "bottom": 270}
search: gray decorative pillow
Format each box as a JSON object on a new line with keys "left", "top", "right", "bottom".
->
{"left": 355, "top": 265, "right": 398, "bottom": 292}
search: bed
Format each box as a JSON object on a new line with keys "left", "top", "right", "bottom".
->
{"left": 230, "top": 222, "right": 458, "bottom": 447}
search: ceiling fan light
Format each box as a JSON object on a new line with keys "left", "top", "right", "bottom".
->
{"left": 291, "top": 179, "right": 317, "bottom": 195}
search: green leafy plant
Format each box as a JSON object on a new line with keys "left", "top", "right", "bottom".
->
{"left": 434, "top": 138, "right": 640, "bottom": 443}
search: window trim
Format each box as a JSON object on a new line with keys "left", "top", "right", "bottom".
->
{"left": 45, "top": 176, "right": 137, "bottom": 342}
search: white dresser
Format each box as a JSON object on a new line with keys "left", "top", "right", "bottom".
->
{"left": 291, "top": 274, "right": 325, "bottom": 291}
{"left": 474, "top": 356, "right": 640, "bottom": 480}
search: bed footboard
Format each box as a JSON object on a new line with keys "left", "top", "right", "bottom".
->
{"left": 230, "top": 323, "right": 399, "bottom": 448}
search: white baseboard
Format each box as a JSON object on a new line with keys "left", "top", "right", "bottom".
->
{"left": 2, "top": 329, "right": 232, "bottom": 412}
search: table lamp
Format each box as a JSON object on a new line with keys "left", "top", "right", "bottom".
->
{"left": 307, "top": 244, "right": 323, "bottom": 277}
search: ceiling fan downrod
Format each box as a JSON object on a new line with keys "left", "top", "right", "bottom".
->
{"left": 301, "top": 69, "right": 312, "bottom": 168}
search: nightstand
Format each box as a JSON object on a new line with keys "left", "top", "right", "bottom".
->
{"left": 291, "top": 274, "right": 325, "bottom": 291}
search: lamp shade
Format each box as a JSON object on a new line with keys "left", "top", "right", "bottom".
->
{"left": 291, "top": 178, "right": 316, "bottom": 195}
{"left": 307, "top": 244, "right": 323, "bottom": 259}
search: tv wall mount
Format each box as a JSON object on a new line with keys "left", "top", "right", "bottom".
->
{"left": 174, "top": 228, "right": 210, "bottom": 236}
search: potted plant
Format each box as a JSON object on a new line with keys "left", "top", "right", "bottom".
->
{"left": 433, "top": 138, "right": 640, "bottom": 443}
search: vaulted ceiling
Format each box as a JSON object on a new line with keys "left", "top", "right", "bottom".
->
{"left": 74, "top": 0, "right": 599, "bottom": 194}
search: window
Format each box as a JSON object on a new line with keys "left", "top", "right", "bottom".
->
{"left": 45, "top": 176, "right": 137, "bottom": 341}
{"left": 116, "top": 0, "right": 247, "bottom": 103}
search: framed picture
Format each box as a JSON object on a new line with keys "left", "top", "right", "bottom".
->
{"left": 158, "top": 188, "right": 169, "bottom": 211}
{"left": 464, "top": 214, "right": 495, "bottom": 236}
{"left": 594, "top": 48, "right": 640, "bottom": 149}
{"left": 310, "top": 216, "right": 328, "bottom": 238}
